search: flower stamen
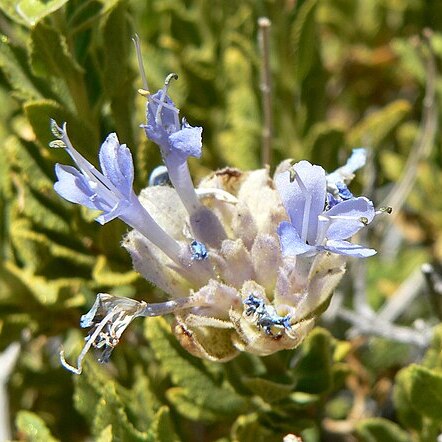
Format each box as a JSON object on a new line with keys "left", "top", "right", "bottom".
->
{"left": 156, "top": 73, "right": 179, "bottom": 128}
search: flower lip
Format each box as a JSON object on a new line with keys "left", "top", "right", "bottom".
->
{"left": 144, "top": 77, "right": 203, "bottom": 161}
{"left": 52, "top": 121, "right": 135, "bottom": 224}
{"left": 275, "top": 161, "right": 326, "bottom": 246}
{"left": 275, "top": 160, "right": 376, "bottom": 258}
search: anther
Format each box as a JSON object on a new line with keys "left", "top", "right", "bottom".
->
{"left": 137, "top": 88, "right": 150, "bottom": 97}
{"left": 190, "top": 240, "right": 208, "bottom": 261}
{"left": 155, "top": 73, "right": 179, "bottom": 126}
{"left": 289, "top": 169, "right": 296, "bottom": 183}
{"left": 50, "top": 119, "right": 64, "bottom": 139}
{"left": 49, "top": 140, "right": 66, "bottom": 149}
{"left": 378, "top": 206, "right": 393, "bottom": 214}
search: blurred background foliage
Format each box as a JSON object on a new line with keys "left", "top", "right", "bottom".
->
{"left": 0, "top": 0, "right": 442, "bottom": 440}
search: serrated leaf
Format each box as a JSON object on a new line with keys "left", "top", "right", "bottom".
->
{"left": 125, "top": 366, "right": 160, "bottom": 431}
{"left": 308, "top": 123, "right": 345, "bottom": 168}
{"left": 354, "top": 418, "right": 411, "bottom": 442}
{"left": 241, "top": 377, "right": 295, "bottom": 403}
{"left": 166, "top": 386, "right": 220, "bottom": 422}
{"left": 216, "top": 46, "right": 260, "bottom": 169}
{"left": 145, "top": 317, "right": 246, "bottom": 422}
{"left": 11, "top": 221, "right": 94, "bottom": 268}
{"left": 16, "top": 0, "right": 68, "bottom": 26}
{"left": 29, "top": 22, "right": 83, "bottom": 80}
{"left": 347, "top": 100, "right": 411, "bottom": 147}
{"left": 73, "top": 360, "right": 110, "bottom": 424}
{"left": 0, "top": 40, "right": 41, "bottom": 101}
{"left": 146, "top": 406, "right": 180, "bottom": 442}
{"left": 393, "top": 368, "right": 423, "bottom": 431}
{"left": 231, "top": 413, "right": 275, "bottom": 442}
{"left": 4, "top": 261, "right": 83, "bottom": 305}
{"left": 92, "top": 255, "right": 138, "bottom": 286}
{"left": 24, "top": 99, "right": 97, "bottom": 150}
{"left": 407, "top": 365, "right": 442, "bottom": 421}
{"left": 101, "top": 1, "right": 135, "bottom": 146}
{"left": 293, "top": 327, "right": 333, "bottom": 394}
{"left": 291, "top": 0, "right": 318, "bottom": 82}
{"left": 16, "top": 410, "right": 59, "bottom": 442}
{"left": 93, "top": 382, "right": 148, "bottom": 441}
{"left": 28, "top": 22, "right": 93, "bottom": 119}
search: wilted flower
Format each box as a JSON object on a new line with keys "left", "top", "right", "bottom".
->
{"left": 54, "top": 47, "right": 387, "bottom": 372}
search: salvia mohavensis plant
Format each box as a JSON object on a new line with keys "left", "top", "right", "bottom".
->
{"left": 2, "top": 1, "right": 442, "bottom": 441}
{"left": 54, "top": 43, "right": 389, "bottom": 373}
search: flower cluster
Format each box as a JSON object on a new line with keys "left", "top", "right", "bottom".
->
{"left": 53, "top": 48, "right": 387, "bottom": 374}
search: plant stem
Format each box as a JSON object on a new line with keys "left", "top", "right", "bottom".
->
{"left": 258, "top": 17, "right": 273, "bottom": 168}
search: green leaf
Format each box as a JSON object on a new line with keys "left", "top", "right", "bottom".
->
{"left": 16, "top": 410, "right": 59, "bottom": 442}
{"left": 293, "top": 327, "right": 334, "bottom": 394}
{"left": 28, "top": 23, "right": 92, "bottom": 118}
{"left": 16, "top": 0, "right": 68, "bottom": 26}
{"left": 347, "top": 100, "right": 411, "bottom": 147}
{"left": 96, "top": 425, "right": 113, "bottom": 442}
{"left": 101, "top": 1, "right": 135, "bottom": 146}
{"left": 355, "top": 418, "right": 411, "bottom": 442}
{"left": 307, "top": 123, "right": 345, "bottom": 168}
{"left": 0, "top": 0, "right": 28, "bottom": 25}
{"left": 230, "top": 413, "right": 276, "bottom": 442}
{"left": 145, "top": 317, "right": 246, "bottom": 422}
{"left": 0, "top": 40, "right": 41, "bottom": 101}
{"left": 24, "top": 99, "right": 97, "bottom": 150}
{"left": 146, "top": 406, "right": 180, "bottom": 442}
{"left": 29, "top": 22, "right": 83, "bottom": 80}
{"left": 93, "top": 382, "right": 149, "bottom": 441}
{"left": 393, "top": 368, "right": 423, "bottom": 431}
{"left": 216, "top": 47, "right": 260, "bottom": 169}
{"left": 241, "top": 377, "right": 295, "bottom": 403}
{"left": 166, "top": 386, "right": 221, "bottom": 422}
{"left": 407, "top": 365, "right": 442, "bottom": 421}
{"left": 291, "top": 0, "right": 319, "bottom": 83}
{"left": 92, "top": 255, "right": 138, "bottom": 286}
{"left": 4, "top": 261, "right": 83, "bottom": 305}
{"left": 124, "top": 367, "right": 159, "bottom": 432}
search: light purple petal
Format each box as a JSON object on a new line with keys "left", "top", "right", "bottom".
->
{"left": 325, "top": 197, "right": 375, "bottom": 240}
{"left": 95, "top": 200, "right": 130, "bottom": 225}
{"left": 99, "top": 133, "right": 134, "bottom": 196}
{"left": 168, "top": 125, "right": 202, "bottom": 159}
{"left": 54, "top": 164, "right": 99, "bottom": 210}
{"left": 326, "top": 148, "right": 367, "bottom": 192}
{"left": 275, "top": 161, "right": 326, "bottom": 245}
{"left": 323, "top": 239, "right": 376, "bottom": 258}
{"left": 277, "top": 221, "right": 316, "bottom": 257}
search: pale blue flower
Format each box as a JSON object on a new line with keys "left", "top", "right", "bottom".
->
{"left": 145, "top": 86, "right": 203, "bottom": 161}
{"left": 143, "top": 75, "right": 203, "bottom": 217}
{"left": 142, "top": 75, "right": 226, "bottom": 247}
{"left": 52, "top": 121, "right": 183, "bottom": 263}
{"left": 54, "top": 129, "right": 136, "bottom": 224}
{"left": 275, "top": 160, "right": 376, "bottom": 258}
